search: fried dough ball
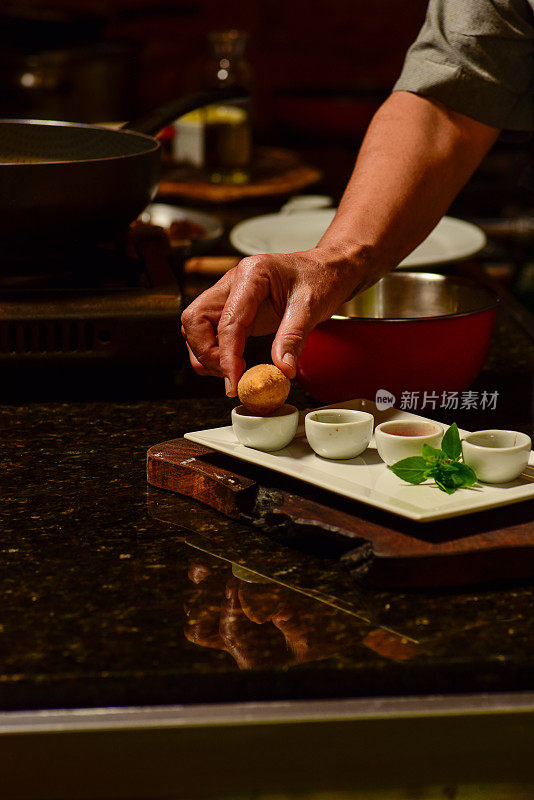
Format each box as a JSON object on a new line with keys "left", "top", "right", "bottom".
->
{"left": 237, "top": 364, "right": 291, "bottom": 415}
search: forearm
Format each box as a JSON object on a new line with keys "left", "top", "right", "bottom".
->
{"left": 319, "top": 91, "right": 500, "bottom": 287}
{"left": 182, "top": 91, "right": 501, "bottom": 391}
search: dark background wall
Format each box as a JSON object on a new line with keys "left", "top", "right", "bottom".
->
{"left": 3, "top": 0, "right": 532, "bottom": 214}
{"left": 8, "top": 0, "right": 429, "bottom": 127}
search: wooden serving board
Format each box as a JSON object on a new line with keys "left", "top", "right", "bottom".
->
{"left": 147, "top": 438, "right": 534, "bottom": 588}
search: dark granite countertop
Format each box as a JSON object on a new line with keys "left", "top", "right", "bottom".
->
{"left": 0, "top": 303, "right": 533, "bottom": 713}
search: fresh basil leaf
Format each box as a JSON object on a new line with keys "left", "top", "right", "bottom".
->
{"left": 390, "top": 430, "right": 479, "bottom": 494}
{"left": 433, "top": 461, "right": 478, "bottom": 492}
{"left": 422, "top": 443, "right": 445, "bottom": 461}
{"left": 437, "top": 463, "right": 459, "bottom": 474}
{"left": 450, "top": 462, "right": 478, "bottom": 487}
{"left": 435, "top": 478, "right": 456, "bottom": 494}
{"left": 390, "top": 456, "right": 429, "bottom": 484}
{"left": 434, "top": 466, "right": 455, "bottom": 486}
{"left": 450, "top": 472, "right": 467, "bottom": 487}
{"left": 441, "top": 422, "right": 462, "bottom": 461}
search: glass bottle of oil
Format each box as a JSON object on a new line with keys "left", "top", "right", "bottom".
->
{"left": 203, "top": 29, "right": 252, "bottom": 185}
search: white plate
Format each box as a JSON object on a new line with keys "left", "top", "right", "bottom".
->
{"left": 185, "top": 399, "right": 534, "bottom": 523}
{"left": 230, "top": 212, "right": 486, "bottom": 268}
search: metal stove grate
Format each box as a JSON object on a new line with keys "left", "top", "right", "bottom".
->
{"left": 0, "top": 226, "right": 182, "bottom": 366}
{"left": 0, "top": 320, "right": 101, "bottom": 355}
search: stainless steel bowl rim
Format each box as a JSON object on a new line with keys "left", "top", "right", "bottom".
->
{"left": 331, "top": 272, "right": 499, "bottom": 322}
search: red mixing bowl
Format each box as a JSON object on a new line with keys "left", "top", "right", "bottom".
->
{"left": 297, "top": 272, "right": 498, "bottom": 403}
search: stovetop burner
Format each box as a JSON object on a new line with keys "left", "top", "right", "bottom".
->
{"left": 0, "top": 224, "right": 183, "bottom": 366}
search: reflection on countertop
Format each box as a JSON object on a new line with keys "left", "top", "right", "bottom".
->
{"left": 183, "top": 557, "right": 418, "bottom": 671}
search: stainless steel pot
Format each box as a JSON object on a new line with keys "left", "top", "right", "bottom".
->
{"left": 297, "top": 272, "right": 499, "bottom": 403}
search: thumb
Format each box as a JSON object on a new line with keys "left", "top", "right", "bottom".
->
{"left": 271, "top": 295, "right": 318, "bottom": 379}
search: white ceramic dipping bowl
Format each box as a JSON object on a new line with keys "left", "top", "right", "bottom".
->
{"left": 374, "top": 419, "right": 444, "bottom": 466}
{"left": 462, "top": 429, "right": 531, "bottom": 483}
{"left": 231, "top": 404, "right": 298, "bottom": 452}
{"left": 305, "top": 408, "right": 374, "bottom": 459}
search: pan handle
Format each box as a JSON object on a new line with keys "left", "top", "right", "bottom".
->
{"left": 122, "top": 87, "right": 250, "bottom": 136}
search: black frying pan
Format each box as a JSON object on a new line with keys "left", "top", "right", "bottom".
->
{"left": 0, "top": 87, "right": 248, "bottom": 262}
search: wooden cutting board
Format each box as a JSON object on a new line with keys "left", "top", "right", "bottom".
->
{"left": 147, "top": 438, "right": 534, "bottom": 588}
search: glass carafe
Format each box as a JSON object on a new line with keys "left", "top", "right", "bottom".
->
{"left": 203, "top": 29, "right": 252, "bottom": 184}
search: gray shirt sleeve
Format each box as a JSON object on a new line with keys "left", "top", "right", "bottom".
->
{"left": 393, "top": 0, "right": 534, "bottom": 131}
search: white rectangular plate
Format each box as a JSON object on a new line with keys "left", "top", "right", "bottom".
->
{"left": 185, "top": 399, "right": 534, "bottom": 522}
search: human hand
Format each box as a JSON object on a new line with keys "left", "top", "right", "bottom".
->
{"left": 183, "top": 560, "right": 358, "bottom": 668}
{"left": 180, "top": 246, "right": 364, "bottom": 396}
{"left": 184, "top": 562, "right": 290, "bottom": 669}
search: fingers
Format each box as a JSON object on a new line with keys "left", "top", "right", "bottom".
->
{"left": 180, "top": 274, "right": 232, "bottom": 375}
{"left": 182, "top": 250, "right": 348, "bottom": 391}
{"left": 238, "top": 584, "right": 283, "bottom": 625}
{"left": 186, "top": 343, "right": 220, "bottom": 377}
{"left": 181, "top": 311, "right": 220, "bottom": 374}
{"left": 270, "top": 291, "right": 319, "bottom": 379}
{"left": 181, "top": 262, "right": 275, "bottom": 390}
{"left": 217, "top": 259, "right": 271, "bottom": 396}
{"left": 187, "top": 562, "right": 212, "bottom": 583}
